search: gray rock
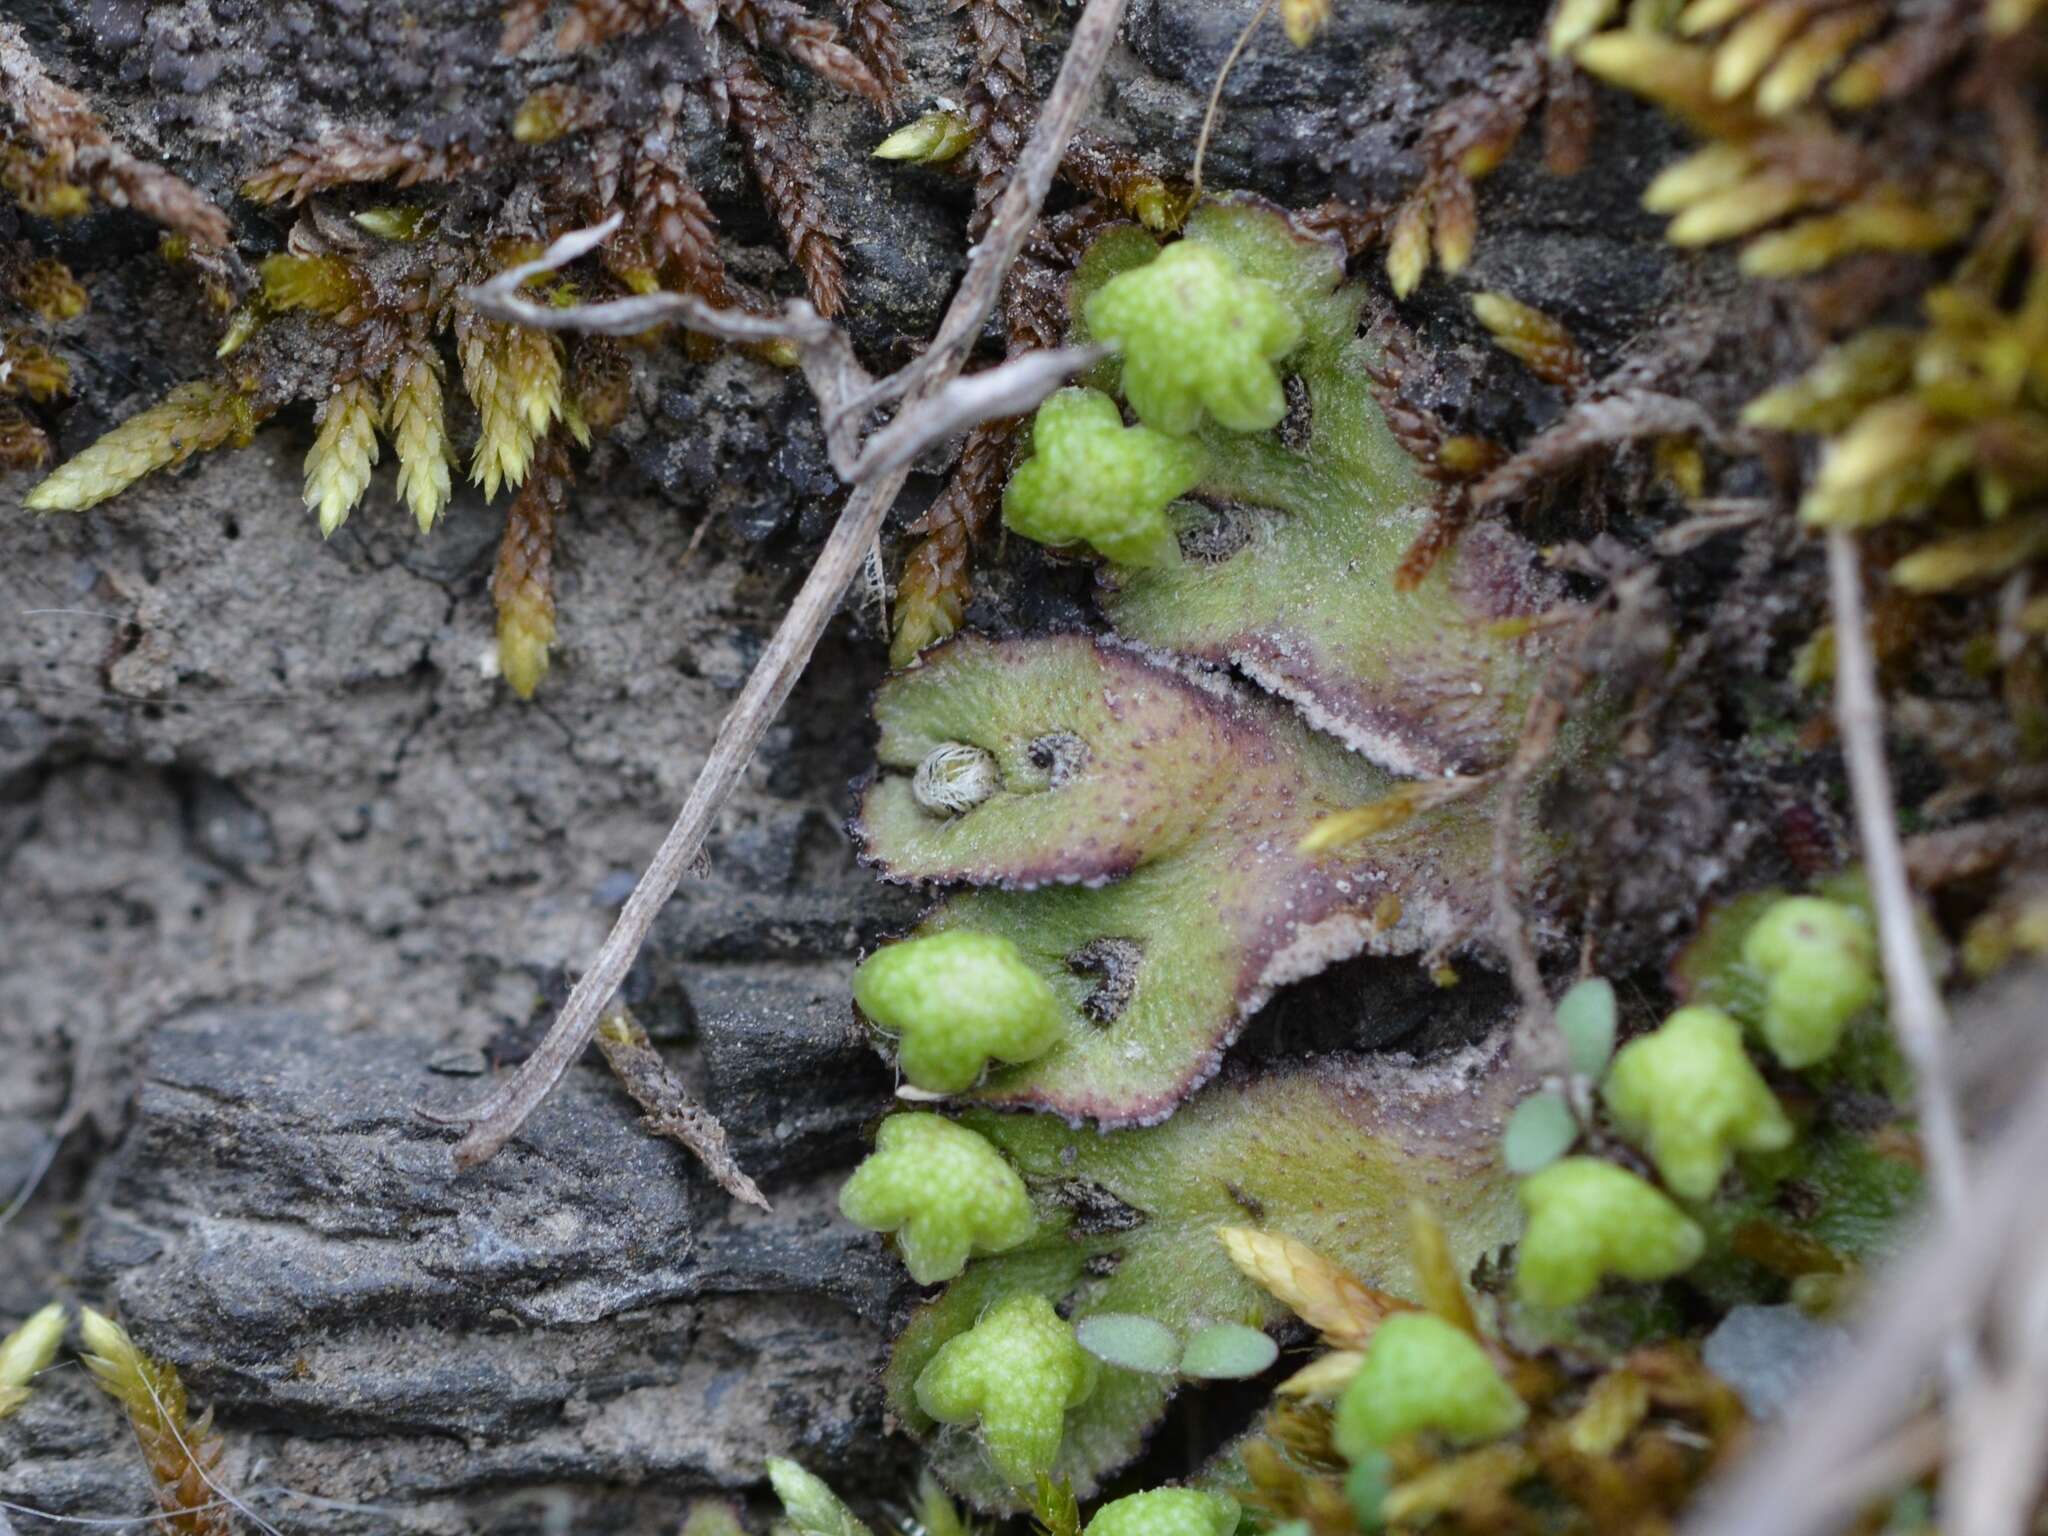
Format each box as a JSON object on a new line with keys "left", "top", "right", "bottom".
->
{"left": 1702, "top": 1304, "right": 1853, "bottom": 1421}
{"left": 0, "top": 1008, "right": 906, "bottom": 1532}
{"left": 693, "top": 965, "right": 895, "bottom": 1174}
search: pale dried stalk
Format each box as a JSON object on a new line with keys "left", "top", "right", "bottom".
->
{"left": 436, "top": 0, "right": 1136, "bottom": 1169}
{"left": 1825, "top": 529, "right": 1971, "bottom": 1232}
{"left": 1949, "top": 1205, "right": 2048, "bottom": 1536}
{"left": 594, "top": 1003, "right": 768, "bottom": 1211}
{"left": 1494, "top": 688, "right": 1563, "bottom": 1073}
{"left": 1687, "top": 1016, "right": 2048, "bottom": 1536}
{"left": 1494, "top": 598, "right": 1604, "bottom": 1076}
{"left": 1188, "top": 0, "right": 1276, "bottom": 204}
{"left": 464, "top": 219, "right": 1102, "bottom": 482}
{"left": 847, "top": 343, "right": 1106, "bottom": 482}
{"left": 1825, "top": 523, "right": 1997, "bottom": 1522}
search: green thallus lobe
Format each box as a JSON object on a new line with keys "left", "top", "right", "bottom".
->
{"left": 1739, "top": 895, "right": 1880, "bottom": 1068}
{"left": 1082, "top": 1489, "right": 1241, "bottom": 1536}
{"left": 838, "top": 1113, "right": 1037, "bottom": 1284}
{"left": 851, "top": 929, "right": 1065, "bottom": 1094}
{"left": 1082, "top": 239, "right": 1302, "bottom": 437}
{"left": 1516, "top": 1157, "right": 1705, "bottom": 1309}
{"left": 1601, "top": 1005, "right": 1794, "bottom": 1201}
{"left": 914, "top": 1292, "right": 1098, "bottom": 1487}
{"left": 1002, "top": 388, "right": 1206, "bottom": 566}
{"left": 1333, "top": 1312, "right": 1527, "bottom": 1456}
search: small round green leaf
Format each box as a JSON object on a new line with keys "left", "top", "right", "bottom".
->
{"left": 1557, "top": 977, "right": 1617, "bottom": 1077}
{"left": 1502, "top": 1090, "right": 1578, "bottom": 1174}
{"left": 1178, "top": 1322, "right": 1278, "bottom": 1380}
{"left": 1075, "top": 1314, "right": 1182, "bottom": 1375}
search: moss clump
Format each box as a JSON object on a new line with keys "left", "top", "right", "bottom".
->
{"left": 766, "top": 1458, "right": 877, "bottom": 1536}
{"left": 1083, "top": 240, "right": 1302, "bottom": 436}
{"left": 385, "top": 345, "right": 454, "bottom": 534}
{"left": 840, "top": 1113, "right": 1037, "bottom": 1284}
{"left": 304, "top": 377, "right": 382, "bottom": 538}
{"left": 1332, "top": 1313, "right": 1527, "bottom": 1455}
{"left": 851, "top": 930, "right": 1066, "bottom": 1094}
{"left": 79, "top": 1307, "right": 233, "bottom": 1533}
{"left": 1601, "top": 1006, "right": 1794, "bottom": 1200}
{"left": 915, "top": 1292, "right": 1098, "bottom": 1488}
{"left": 23, "top": 380, "right": 258, "bottom": 513}
{"left": 1516, "top": 1158, "right": 1705, "bottom": 1309}
{"left": 1003, "top": 388, "right": 1207, "bottom": 567}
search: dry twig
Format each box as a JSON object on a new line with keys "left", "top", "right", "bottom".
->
{"left": 465, "top": 225, "right": 1102, "bottom": 484}
{"left": 1688, "top": 995, "right": 2048, "bottom": 1536}
{"left": 1949, "top": 1204, "right": 2048, "bottom": 1536}
{"left": 1494, "top": 690, "right": 1564, "bottom": 1074}
{"left": 1496, "top": 563, "right": 1660, "bottom": 1082}
{"left": 1824, "top": 530, "right": 1971, "bottom": 1231}
{"left": 1823, "top": 525, "right": 1979, "bottom": 1456}
{"left": 594, "top": 1004, "right": 768, "bottom": 1210}
{"left": 434, "top": 0, "right": 1137, "bottom": 1169}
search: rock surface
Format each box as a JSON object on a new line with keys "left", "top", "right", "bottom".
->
{"left": 29, "top": 1008, "right": 898, "bottom": 1529}
{"left": 1702, "top": 1304, "right": 1853, "bottom": 1422}
{"left": 0, "top": 0, "right": 1705, "bottom": 1528}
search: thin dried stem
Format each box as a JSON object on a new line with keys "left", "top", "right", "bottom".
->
{"left": 1824, "top": 529, "right": 1970, "bottom": 1228}
{"left": 0, "top": 1014, "right": 98, "bottom": 1232}
{"left": 1687, "top": 1007, "right": 2048, "bottom": 1536}
{"left": 1494, "top": 613, "right": 1596, "bottom": 1076}
{"left": 1189, "top": 0, "right": 1275, "bottom": 205}
{"left": 849, "top": 343, "right": 1105, "bottom": 481}
{"left": 1495, "top": 693, "right": 1563, "bottom": 1075}
{"left": 594, "top": 1003, "right": 768, "bottom": 1210}
{"left": 1824, "top": 525, "right": 1978, "bottom": 1423}
{"left": 1949, "top": 1207, "right": 2048, "bottom": 1536}
{"left": 465, "top": 230, "right": 1101, "bottom": 481}
{"left": 435, "top": 0, "right": 1137, "bottom": 1168}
